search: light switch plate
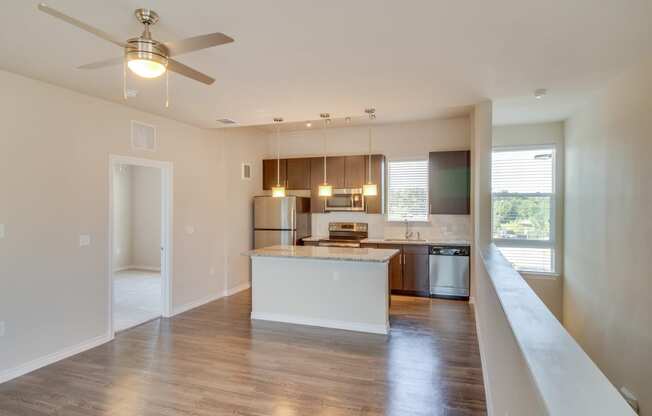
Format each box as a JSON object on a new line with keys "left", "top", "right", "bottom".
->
{"left": 79, "top": 234, "right": 91, "bottom": 247}
{"left": 0, "top": 224, "right": 5, "bottom": 239}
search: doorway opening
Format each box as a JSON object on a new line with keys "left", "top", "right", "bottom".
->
{"left": 109, "top": 155, "right": 172, "bottom": 335}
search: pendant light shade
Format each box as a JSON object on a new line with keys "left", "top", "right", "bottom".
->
{"left": 272, "top": 186, "right": 286, "bottom": 197}
{"left": 363, "top": 183, "right": 378, "bottom": 197}
{"left": 363, "top": 108, "right": 378, "bottom": 197}
{"left": 318, "top": 184, "right": 333, "bottom": 197}
{"left": 319, "top": 113, "right": 332, "bottom": 198}
{"left": 272, "top": 117, "right": 286, "bottom": 198}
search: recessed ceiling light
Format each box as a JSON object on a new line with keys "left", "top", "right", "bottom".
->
{"left": 534, "top": 88, "right": 547, "bottom": 99}
{"left": 306, "top": 122, "right": 312, "bottom": 127}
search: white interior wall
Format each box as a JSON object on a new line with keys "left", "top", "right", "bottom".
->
{"left": 112, "top": 164, "right": 132, "bottom": 270}
{"left": 493, "top": 122, "right": 565, "bottom": 320}
{"left": 130, "top": 165, "right": 161, "bottom": 270}
{"left": 0, "top": 69, "right": 264, "bottom": 381}
{"left": 267, "top": 117, "right": 472, "bottom": 240}
{"left": 220, "top": 127, "right": 268, "bottom": 291}
{"left": 564, "top": 57, "right": 652, "bottom": 415}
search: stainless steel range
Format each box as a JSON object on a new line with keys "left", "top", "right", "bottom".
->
{"left": 318, "top": 222, "right": 368, "bottom": 248}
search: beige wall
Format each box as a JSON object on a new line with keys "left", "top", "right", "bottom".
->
{"left": 267, "top": 116, "right": 472, "bottom": 241}
{"left": 112, "top": 164, "right": 132, "bottom": 269}
{"left": 493, "top": 122, "right": 565, "bottom": 320}
{"left": 220, "top": 127, "right": 268, "bottom": 290}
{"left": 131, "top": 166, "right": 161, "bottom": 269}
{"left": 112, "top": 165, "right": 161, "bottom": 271}
{"left": 0, "top": 69, "right": 265, "bottom": 377}
{"left": 564, "top": 57, "right": 652, "bottom": 414}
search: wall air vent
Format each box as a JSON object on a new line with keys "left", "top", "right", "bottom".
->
{"left": 131, "top": 121, "right": 157, "bottom": 152}
{"left": 217, "top": 118, "right": 238, "bottom": 125}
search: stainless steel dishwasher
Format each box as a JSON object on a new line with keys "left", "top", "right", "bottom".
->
{"left": 429, "top": 245, "right": 470, "bottom": 300}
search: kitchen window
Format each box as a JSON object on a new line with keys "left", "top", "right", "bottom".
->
{"left": 491, "top": 146, "right": 557, "bottom": 273}
{"left": 387, "top": 159, "right": 429, "bottom": 222}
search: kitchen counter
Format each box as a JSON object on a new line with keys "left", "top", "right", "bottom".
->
{"left": 361, "top": 238, "right": 471, "bottom": 246}
{"left": 302, "top": 236, "right": 471, "bottom": 246}
{"left": 246, "top": 244, "right": 399, "bottom": 263}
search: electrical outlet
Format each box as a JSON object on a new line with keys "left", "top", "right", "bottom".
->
{"left": 209, "top": 267, "right": 215, "bottom": 276}
{"left": 0, "top": 321, "right": 5, "bottom": 337}
{"left": 79, "top": 234, "right": 91, "bottom": 247}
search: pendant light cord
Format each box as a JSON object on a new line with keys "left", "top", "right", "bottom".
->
{"left": 323, "top": 118, "right": 328, "bottom": 183}
{"left": 276, "top": 123, "right": 281, "bottom": 186}
{"left": 368, "top": 125, "right": 372, "bottom": 183}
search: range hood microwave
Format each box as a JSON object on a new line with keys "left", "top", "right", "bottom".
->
{"left": 324, "top": 188, "right": 365, "bottom": 212}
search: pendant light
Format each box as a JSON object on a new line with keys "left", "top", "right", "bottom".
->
{"left": 363, "top": 108, "right": 378, "bottom": 197}
{"left": 318, "top": 113, "right": 333, "bottom": 197}
{"left": 271, "top": 117, "right": 286, "bottom": 197}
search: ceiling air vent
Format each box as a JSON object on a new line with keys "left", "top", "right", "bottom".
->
{"left": 217, "top": 118, "right": 237, "bottom": 125}
{"left": 131, "top": 121, "right": 157, "bottom": 152}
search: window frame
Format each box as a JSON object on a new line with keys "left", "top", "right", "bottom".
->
{"left": 385, "top": 157, "right": 430, "bottom": 223}
{"left": 491, "top": 144, "right": 558, "bottom": 275}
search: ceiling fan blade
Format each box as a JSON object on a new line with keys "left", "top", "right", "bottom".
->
{"left": 77, "top": 56, "right": 124, "bottom": 70}
{"left": 167, "top": 59, "right": 215, "bottom": 85}
{"left": 37, "top": 3, "right": 125, "bottom": 48}
{"left": 164, "top": 33, "right": 233, "bottom": 57}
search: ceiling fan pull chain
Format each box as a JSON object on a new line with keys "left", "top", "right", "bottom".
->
{"left": 122, "top": 58, "right": 127, "bottom": 100}
{"left": 165, "top": 70, "right": 170, "bottom": 108}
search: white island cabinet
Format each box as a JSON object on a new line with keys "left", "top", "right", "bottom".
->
{"left": 245, "top": 245, "right": 399, "bottom": 334}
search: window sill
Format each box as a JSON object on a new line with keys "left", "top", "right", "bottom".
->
{"left": 517, "top": 271, "right": 561, "bottom": 278}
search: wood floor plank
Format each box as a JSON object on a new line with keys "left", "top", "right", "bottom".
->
{"left": 0, "top": 291, "right": 486, "bottom": 416}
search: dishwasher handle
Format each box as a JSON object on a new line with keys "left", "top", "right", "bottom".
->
{"left": 430, "top": 246, "right": 470, "bottom": 256}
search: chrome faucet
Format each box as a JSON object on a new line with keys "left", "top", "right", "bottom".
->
{"left": 404, "top": 219, "right": 413, "bottom": 240}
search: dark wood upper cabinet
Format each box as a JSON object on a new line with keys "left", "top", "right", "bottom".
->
{"left": 344, "top": 156, "right": 366, "bottom": 189}
{"left": 263, "top": 159, "right": 286, "bottom": 190}
{"left": 286, "top": 158, "right": 311, "bottom": 190}
{"left": 309, "top": 157, "right": 325, "bottom": 213}
{"left": 326, "top": 156, "right": 346, "bottom": 189}
{"left": 365, "top": 154, "right": 385, "bottom": 214}
{"left": 429, "top": 150, "right": 470, "bottom": 215}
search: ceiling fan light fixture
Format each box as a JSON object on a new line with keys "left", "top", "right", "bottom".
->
{"left": 127, "top": 58, "right": 167, "bottom": 78}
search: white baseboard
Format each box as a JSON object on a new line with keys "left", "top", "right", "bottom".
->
{"left": 226, "top": 282, "right": 250, "bottom": 296}
{"left": 113, "top": 265, "right": 161, "bottom": 273}
{"left": 0, "top": 332, "right": 111, "bottom": 385}
{"left": 251, "top": 312, "right": 389, "bottom": 335}
{"left": 172, "top": 292, "right": 225, "bottom": 316}
{"left": 171, "top": 282, "right": 251, "bottom": 316}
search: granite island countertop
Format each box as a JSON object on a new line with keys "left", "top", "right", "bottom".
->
{"left": 245, "top": 245, "right": 399, "bottom": 263}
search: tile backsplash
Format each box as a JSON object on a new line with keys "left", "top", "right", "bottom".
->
{"left": 311, "top": 212, "right": 471, "bottom": 241}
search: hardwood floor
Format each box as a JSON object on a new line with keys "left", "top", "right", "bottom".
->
{"left": 0, "top": 290, "right": 486, "bottom": 416}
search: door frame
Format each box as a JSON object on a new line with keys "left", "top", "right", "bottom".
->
{"left": 108, "top": 154, "right": 173, "bottom": 338}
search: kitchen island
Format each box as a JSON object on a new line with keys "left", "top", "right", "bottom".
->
{"left": 245, "top": 245, "right": 399, "bottom": 334}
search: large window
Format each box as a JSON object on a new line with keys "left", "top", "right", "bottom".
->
{"left": 387, "top": 159, "right": 429, "bottom": 222}
{"left": 492, "top": 146, "right": 556, "bottom": 273}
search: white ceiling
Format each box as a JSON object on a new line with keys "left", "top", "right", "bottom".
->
{"left": 1, "top": 1, "right": 651, "bottom": 128}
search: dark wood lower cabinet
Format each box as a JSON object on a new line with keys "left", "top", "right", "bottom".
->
{"left": 402, "top": 245, "right": 430, "bottom": 294}
{"left": 374, "top": 243, "right": 430, "bottom": 297}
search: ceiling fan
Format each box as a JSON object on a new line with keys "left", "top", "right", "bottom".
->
{"left": 37, "top": 3, "right": 233, "bottom": 85}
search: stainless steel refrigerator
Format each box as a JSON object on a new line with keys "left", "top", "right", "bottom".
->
{"left": 253, "top": 196, "right": 311, "bottom": 249}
